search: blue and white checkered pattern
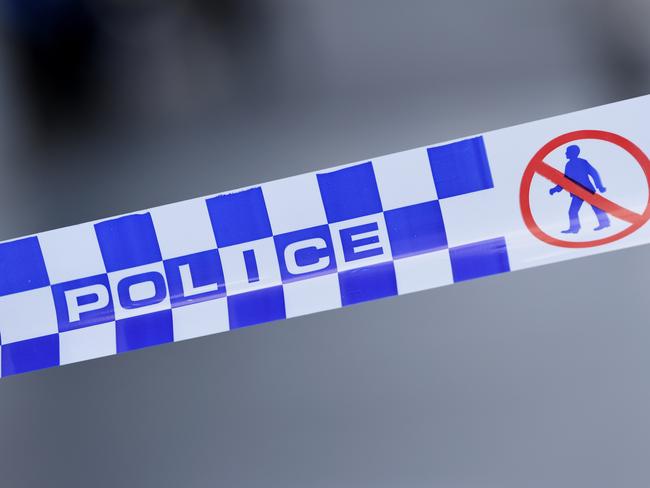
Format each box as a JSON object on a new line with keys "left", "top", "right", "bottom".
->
{"left": 0, "top": 136, "right": 510, "bottom": 377}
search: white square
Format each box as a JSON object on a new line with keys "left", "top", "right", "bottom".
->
{"left": 150, "top": 198, "right": 217, "bottom": 259}
{"left": 0, "top": 287, "right": 58, "bottom": 344}
{"left": 219, "top": 237, "right": 282, "bottom": 296}
{"left": 283, "top": 273, "right": 341, "bottom": 318}
{"left": 108, "top": 262, "right": 171, "bottom": 320}
{"left": 394, "top": 250, "right": 453, "bottom": 295}
{"left": 439, "top": 188, "right": 507, "bottom": 247}
{"left": 263, "top": 173, "right": 328, "bottom": 234}
{"left": 330, "top": 213, "right": 392, "bottom": 272}
{"left": 59, "top": 322, "right": 116, "bottom": 365}
{"left": 172, "top": 298, "right": 229, "bottom": 341}
{"left": 39, "top": 223, "right": 106, "bottom": 283}
{"left": 373, "top": 147, "right": 437, "bottom": 210}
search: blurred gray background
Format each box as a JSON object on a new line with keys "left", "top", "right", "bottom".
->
{"left": 1, "top": 1, "right": 650, "bottom": 487}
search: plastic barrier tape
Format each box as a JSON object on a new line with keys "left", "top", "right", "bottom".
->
{"left": 1, "top": 95, "right": 649, "bottom": 378}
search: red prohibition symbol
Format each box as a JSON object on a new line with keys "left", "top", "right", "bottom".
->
{"left": 520, "top": 130, "right": 650, "bottom": 248}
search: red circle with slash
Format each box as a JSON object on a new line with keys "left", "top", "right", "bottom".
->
{"left": 520, "top": 130, "right": 650, "bottom": 248}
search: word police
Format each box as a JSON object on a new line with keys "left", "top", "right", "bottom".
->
{"left": 53, "top": 215, "right": 391, "bottom": 329}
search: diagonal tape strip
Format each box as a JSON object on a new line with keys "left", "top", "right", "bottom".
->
{"left": 1, "top": 95, "right": 650, "bottom": 378}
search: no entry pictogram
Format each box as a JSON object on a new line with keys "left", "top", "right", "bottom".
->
{"left": 520, "top": 130, "right": 650, "bottom": 248}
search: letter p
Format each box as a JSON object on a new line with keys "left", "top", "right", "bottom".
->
{"left": 65, "top": 284, "right": 110, "bottom": 322}
{"left": 52, "top": 275, "right": 115, "bottom": 332}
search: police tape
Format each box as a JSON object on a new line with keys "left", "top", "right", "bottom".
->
{"left": 1, "top": 95, "right": 649, "bottom": 378}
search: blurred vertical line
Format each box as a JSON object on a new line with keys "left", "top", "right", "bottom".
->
{"left": 0, "top": 20, "right": 27, "bottom": 238}
{"left": 588, "top": 0, "right": 650, "bottom": 99}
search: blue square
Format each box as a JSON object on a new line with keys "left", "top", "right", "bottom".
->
{"left": 274, "top": 225, "right": 336, "bottom": 283}
{"left": 2, "top": 334, "right": 60, "bottom": 376}
{"left": 317, "top": 162, "right": 383, "bottom": 223}
{"left": 52, "top": 274, "right": 114, "bottom": 332}
{"left": 206, "top": 188, "right": 272, "bottom": 247}
{"left": 116, "top": 310, "right": 173, "bottom": 353}
{"left": 95, "top": 213, "right": 162, "bottom": 272}
{"left": 427, "top": 137, "right": 494, "bottom": 199}
{"left": 384, "top": 201, "right": 447, "bottom": 258}
{"left": 164, "top": 250, "right": 226, "bottom": 307}
{"left": 227, "top": 286, "right": 285, "bottom": 329}
{"left": 0, "top": 237, "right": 49, "bottom": 296}
{"left": 449, "top": 237, "right": 510, "bottom": 282}
{"left": 338, "top": 261, "right": 397, "bottom": 306}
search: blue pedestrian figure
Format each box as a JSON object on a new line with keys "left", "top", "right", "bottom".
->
{"left": 549, "top": 145, "right": 610, "bottom": 233}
